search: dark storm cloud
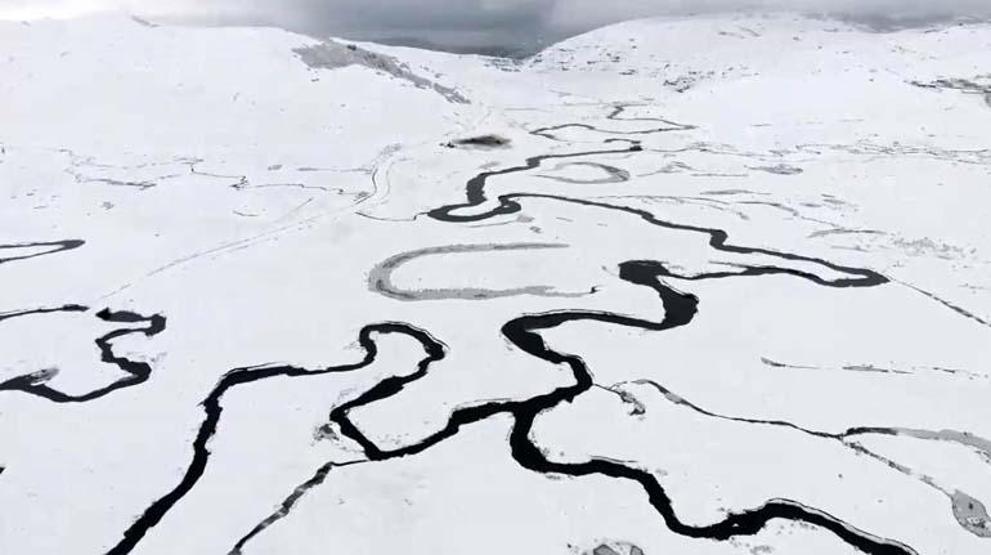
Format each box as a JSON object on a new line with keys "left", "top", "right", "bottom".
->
{"left": 272, "top": 0, "right": 557, "bottom": 56}
{"left": 293, "top": 0, "right": 554, "bottom": 31}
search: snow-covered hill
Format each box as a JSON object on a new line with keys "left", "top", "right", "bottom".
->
{"left": 1, "top": 13, "right": 989, "bottom": 555}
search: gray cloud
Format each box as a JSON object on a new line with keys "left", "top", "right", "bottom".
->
{"left": 3, "top": 0, "right": 990, "bottom": 56}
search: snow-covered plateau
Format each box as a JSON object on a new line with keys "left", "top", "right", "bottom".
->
{"left": 1, "top": 12, "right": 990, "bottom": 555}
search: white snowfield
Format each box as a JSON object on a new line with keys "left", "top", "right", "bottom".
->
{"left": 1, "top": 12, "right": 989, "bottom": 555}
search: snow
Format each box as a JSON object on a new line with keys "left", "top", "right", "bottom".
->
{"left": 1, "top": 12, "right": 989, "bottom": 555}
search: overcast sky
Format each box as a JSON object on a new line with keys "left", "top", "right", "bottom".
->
{"left": 2, "top": 0, "right": 990, "bottom": 55}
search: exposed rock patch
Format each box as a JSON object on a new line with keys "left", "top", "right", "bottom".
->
{"left": 293, "top": 40, "right": 470, "bottom": 104}
{"left": 444, "top": 134, "right": 511, "bottom": 149}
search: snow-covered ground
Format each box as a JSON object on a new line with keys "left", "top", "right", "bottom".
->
{"left": 1, "top": 12, "right": 989, "bottom": 555}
